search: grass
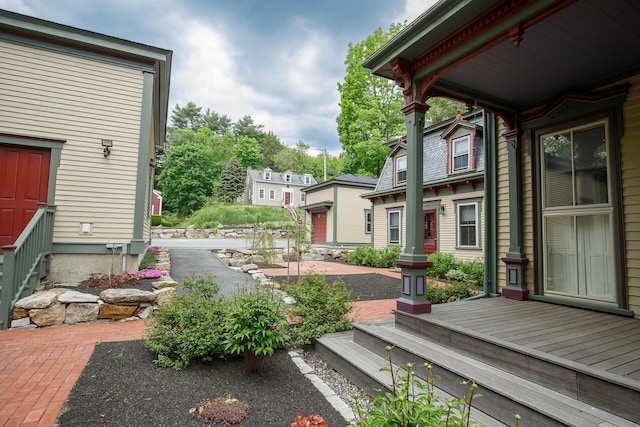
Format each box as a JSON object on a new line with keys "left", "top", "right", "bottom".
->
{"left": 166, "top": 203, "right": 293, "bottom": 227}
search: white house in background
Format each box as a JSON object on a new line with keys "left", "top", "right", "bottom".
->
{"left": 243, "top": 167, "right": 316, "bottom": 208}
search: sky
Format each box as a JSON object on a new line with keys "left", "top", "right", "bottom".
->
{"left": 0, "top": 0, "right": 438, "bottom": 155}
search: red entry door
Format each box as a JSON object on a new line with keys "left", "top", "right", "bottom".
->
{"left": 312, "top": 212, "right": 327, "bottom": 244}
{"left": 423, "top": 209, "right": 437, "bottom": 254}
{"left": 0, "top": 145, "right": 50, "bottom": 246}
{"left": 284, "top": 191, "right": 292, "bottom": 206}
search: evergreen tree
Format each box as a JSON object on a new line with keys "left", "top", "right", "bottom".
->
{"left": 217, "top": 157, "right": 246, "bottom": 203}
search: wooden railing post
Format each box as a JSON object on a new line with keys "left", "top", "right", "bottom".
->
{"left": 0, "top": 245, "right": 17, "bottom": 329}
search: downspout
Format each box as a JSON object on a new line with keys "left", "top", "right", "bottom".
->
{"left": 466, "top": 110, "right": 499, "bottom": 300}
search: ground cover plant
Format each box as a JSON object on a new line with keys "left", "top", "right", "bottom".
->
{"left": 347, "top": 245, "right": 402, "bottom": 268}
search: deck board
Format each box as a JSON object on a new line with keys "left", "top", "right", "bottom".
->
{"left": 421, "top": 298, "right": 640, "bottom": 384}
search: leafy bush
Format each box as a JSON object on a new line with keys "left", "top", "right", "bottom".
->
{"left": 144, "top": 275, "right": 227, "bottom": 370}
{"left": 189, "top": 203, "right": 291, "bottom": 227}
{"left": 138, "top": 248, "right": 159, "bottom": 270}
{"left": 161, "top": 220, "right": 173, "bottom": 227}
{"left": 426, "top": 252, "right": 457, "bottom": 279}
{"left": 285, "top": 274, "right": 354, "bottom": 347}
{"left": 151, "top": 214, "right": 162, "bottom": 226}
{"left": 457, "top": 259, "right": 484, "bottom": 287}
{"left": 424, "top": 281, "right": 480, "bottom": 304}
{"left": 223, "top": 288, "right": 290, "bottom": 375}
{"left": 353, "top": 347, "right": 483, "bottom": 427}
{"left": 348, "top": 246, "right": 402, "bottom": 268}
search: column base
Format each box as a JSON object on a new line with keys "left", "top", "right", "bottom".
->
{"left": 502, "top": 286, "right": 529, "bottom": 301}
{"left": 396, "top": 297, "right": 431, "bottom": 314}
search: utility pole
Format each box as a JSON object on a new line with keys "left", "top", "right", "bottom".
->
{"left": 323, "top": 148, "right": 327, "bottom": 181}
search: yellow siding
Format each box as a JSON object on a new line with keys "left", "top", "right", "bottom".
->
{"left": 335, "top": 187, "right": 373, "bottom": 244}
{"left": 620, "top": 74, "right": 640, "bottom": 318}
{"left": 438, "top": 191, "right": 485, "bottom": 261}
{"left": 496, "top": 120, "right": 511, "bottom": 293}
{"left": 305, "top": 186, "right": 335, "bottom": 240}
{"left": 0, "top": 40, "right": 144, "bottom": 243}
{"left": 372, "top": 201, "right": 406, "bottom": 249}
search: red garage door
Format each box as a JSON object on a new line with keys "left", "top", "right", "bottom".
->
{"left": 312, "top": 211, "right": 327, "bottom": 244}
{"left": 0, "top": 144, "right": 50, "bottom": 246}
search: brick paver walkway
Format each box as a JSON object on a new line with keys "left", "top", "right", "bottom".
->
{"left": 0, "top": 261, "right": 399, "bottom": 426}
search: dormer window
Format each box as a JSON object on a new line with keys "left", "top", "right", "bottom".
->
{"left": 395, "top": 155, "right": 407, "bottom": 184}
{"left": 284, "top": 173, "right": 292, "bottom": 182}
{"left": 264, "top": 171, "right": 271, "bottom": 180}
{"left": 304, "top": 174, "right": 311, "bottom": 185}
{"left": 452, "top": 135, "right": 470, "bottom": 171}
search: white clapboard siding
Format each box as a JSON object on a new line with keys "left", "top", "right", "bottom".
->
{"left": 0, "top": 40, "right": 145, "bottom": 243}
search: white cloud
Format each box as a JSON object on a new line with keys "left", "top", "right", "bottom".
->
{"left": 396, "top": 0, "right": 440, "bottom": 23}
{"left": 0, "top": 0, "right": 32, "bottom": 14}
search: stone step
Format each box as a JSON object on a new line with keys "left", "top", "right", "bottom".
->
{"left": 316, "top": 319, "right": 639, "bottom": 427}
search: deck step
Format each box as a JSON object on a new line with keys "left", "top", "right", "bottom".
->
{"left": 316, "top": 319, "right": 639, "bottom": 427}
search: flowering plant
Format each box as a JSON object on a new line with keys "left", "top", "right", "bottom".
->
{"left": 291, "top": 415, "right": 327, "bottom": 427}
{"left": 136, "top": 267, "right": 166, "bottom": 279}
{"left": 147, "top": 247, "right": 159, "bottom": 252}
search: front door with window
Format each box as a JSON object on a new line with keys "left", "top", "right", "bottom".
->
{"left": 284, "top": 190, "right": 292, "bottom": 206}
{"left": 422, "top": 209, "right": 437, "bottom": 254}
{"left": 541, "top": 121, "right": 615, "bottom": 303}
{"left": 312, "top": 212, "right": 326, "bottom": 244}
{"left": 0, "top": 144, "right": 50, "bottom": 246}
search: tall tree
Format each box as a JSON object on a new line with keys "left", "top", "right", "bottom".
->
{"left": 233, "top": 136, "right": 263, "bottom": 169}
{"left": 337, "top": 23, "right": 406, "bottom": 176}
{"left": 171, "top": 101, "right": 204, "bottom": 131}
{"left": 158, "top": 141, "right": 216, "bottom": 216}
{"left": 202, "top": 108, "right": 233, "bottom": 135}
{"left": 217, "top": 157, "right": 246, "bottom": 203}
{"left": 256, "top": 131, "right": 286, "bottom": 169}
{"left": 233, "top": 115, "right": 264, "bottom": 139}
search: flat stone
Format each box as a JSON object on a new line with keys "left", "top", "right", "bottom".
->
{"left": 11, "top": 317, "right": 32, "bottom": 328}
{"left": 58, "top": 291, "right": 100, "bottom": 303}
{"left": 98, "top": 304, "right": 137, "bottom": 320}
{"left": 153, "top": 287, "right": 176, "bottom": 305}
{"left": 53, "top": 282, "right": 81, "bottom": 289}
{"left": 29, "top": 303, "right": 66, "bottom": 326}
{"left": 152, "top": 279, "right": 178, "bottom": 290}
{"left": 65, "top": 303, "right": 99, "bottom": 324}
{"left": 12, "top": 308, "right": 29, "bottom": 319}
{"left": 241, "top": 263, "right": 259, "bottom": 272}
{"left": 15, "top": 291, "right": 57, "bottom": 310}
{"left": 99, "top": 288, "right": 156, "bottom": 304}
{"left": 137, "top": 305, "right": 154, "bottom": 319}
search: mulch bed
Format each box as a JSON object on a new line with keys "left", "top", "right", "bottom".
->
{"left": 74, "top": 277, "right": 157, "bottom": 296}
{"left": 56, "top": 341, "right": 346, "bottom": 427}
{"left": 270, "top": 273, "right": 400, "bottom": 301}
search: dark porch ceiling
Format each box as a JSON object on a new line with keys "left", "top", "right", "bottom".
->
{"left": 367, "top": 0, "right": 640, "bottom": 113}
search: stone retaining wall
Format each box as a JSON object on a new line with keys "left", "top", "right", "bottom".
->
{"left": 152, "top": 224, "right": 293, "bottom": 239}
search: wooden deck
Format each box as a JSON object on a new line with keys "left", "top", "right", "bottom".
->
{"left": 410, "top": 297, "right": 640, "bottom": 383}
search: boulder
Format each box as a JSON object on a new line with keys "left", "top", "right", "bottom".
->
{"left": 58, "top": 291, "right": 100, "bottom": 304}
{"left": 10, "top": 317, "right": 32, "bottom": 328}
{"left": 152, "top": 279, "right": 178, "bottom": 290}
{"left": 65, "top": 303, "right": 99, "bottom": 324}
{"left": 29, "top": 303, "right": 66, "bottom": 326}
{"left": 98, "top": 304, "right": 138, "bottom": 320}
{"left": 12, "top": 308, "right": 29, "bottom": 319}
{"left": 99, "top": 288, "right": 156, "bottom": 304}
{"left": 136, "top": 305, "right": 154, "bottom": 319}
{"left": 15, "top": 291, "right": 57, "bottom": 310}
{"left": 241, "top": 263, "right": 259, "bottom": 272}
{"left": 153, "top": 287, "right": 176, "bottom": 305}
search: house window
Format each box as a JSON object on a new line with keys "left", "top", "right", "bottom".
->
{"left": 264, "top": 171, "right": 271, "bottom": 180}
{"left": 300, "top": 192, "right": 306, "bottom": 202}
{"left": 304, "top": 175, "right": 311, "bottom": 185}
{"left": 258, "top": 188, "right": 265, "bottom": 199}
{"left": 388, "top": 209, "right": 401, "bottom": 245}
{"left": 456, "top": 202, "right": 479, "bottom": 248}
{"left": 540, "top": 120, "right": 614, "bottom": 301}
{"left": 452, "top": 135, "right": 470, "bottom": 172}
{"left": 269, "top": 189, "right": 276, "bottom": 200}
{"left": 365, "top": 210, "right": 372, "bottom": 234}
{"left": 284, "top": 173, "right": 292, "bottom": 182}
{"left": 396, "top": 156, "right": 407, "bottom": 184}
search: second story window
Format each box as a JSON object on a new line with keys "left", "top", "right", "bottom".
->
{"left": 304, "top": 175, "right": 311, "bottom": 185}
{"left": 264, "top": 171, "right": 271, "bottom": 180}
{"left": 396, "top": 155, "right": 407, "bottom": 184}
{"left": 284, "top": 173, "right": 292, "bottom": 182}
{"left": 452, "top": 135, "right": 470, "bottom": 172}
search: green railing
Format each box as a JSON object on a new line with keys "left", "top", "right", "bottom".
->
{"left": 0, "top": 203, "right": 55, "bottom": 330}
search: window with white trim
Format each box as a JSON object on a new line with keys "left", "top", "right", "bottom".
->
{"left": 264, "top": 171, "right": 271, "bottom": 180}
{"left": 456, "top": 202, "right": 479, "bottom": 248}
{"left": 388, "top": 209, "right": 401, "bottom": 245}
{"left": 365, "top": 210, "right": 372, "bottom": 234}
{"left": 304, "top": 175, "right": 312, "bottom": 185}
{"left": 452, "top": 135, "right": 470, "bottom": 172}
{"left": 269, "top": 189, "right": 276, "bottom": 200}
{"left": 284, "top": 173, "right": 291, "bottom": 182}
{"left": 258, "top": 188, "right": 265, "bottom": 199}
{"left": 300, "top": 192, "right": 306, "bottom": 202}
{"left": 395, "top": 155, "right": 407, "bottom": 184}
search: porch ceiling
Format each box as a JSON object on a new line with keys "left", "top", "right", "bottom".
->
{"left": 367, "top": 0, "right": 640, "bottom": 112}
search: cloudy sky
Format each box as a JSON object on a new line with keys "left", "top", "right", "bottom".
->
{"left": 0, "top": 0, "right": 438, "bottom": 154}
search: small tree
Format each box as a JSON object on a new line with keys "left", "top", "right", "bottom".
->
{"left": 233, "top": 136, "right": 264, "bottom": 169}
{"left": 217, "top": 157, "right": 245, "bottom": 203}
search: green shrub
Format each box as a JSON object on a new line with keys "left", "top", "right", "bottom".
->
{"left": 151, "top": 214, "right": 162, "bottom": 226}
{"left": 347, "top": 246, "right": 401, "bottom": 268}
{"left": 161, "top": 220, "right": 173, "bottom": 227}
{"left": 424, "top": 280, "right": 479, "bottom": 304}
{"left": 285, "top": 273, "right": 354, "bottom": 347}
{"left": 457, "top": 259, "right": 484, "bottom": 287}
{"left": 223, "top": 288, "right": 290, "bottom": 375}
{"left": 426, "top": 252, "right": 457, "bottom": 279}
{"left": 138, "top": 248, "right": 158, "bottom": 270}
{"left": 144, "top": 275, "right": 227, "bottom": 370}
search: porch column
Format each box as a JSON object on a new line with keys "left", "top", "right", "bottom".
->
{"left": 501, "top": 129, "right": 529, "bottom": 300}
{"left": 396, "top": 101, "right": 432, "bottom": 314}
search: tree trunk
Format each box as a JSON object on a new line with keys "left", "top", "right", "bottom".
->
{"left": 243, "top": 350, "right": 264, "bottom": 375}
